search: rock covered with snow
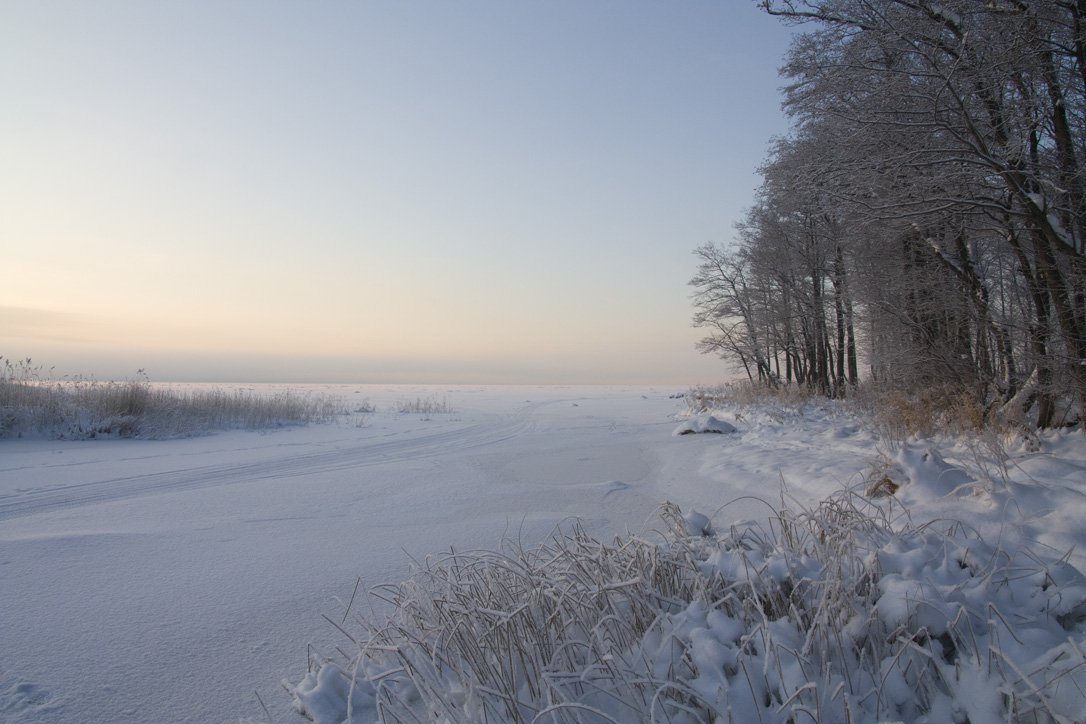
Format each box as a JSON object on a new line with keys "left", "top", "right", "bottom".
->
{"left": 672, "top": 414, "right": 737, "bottom": 436}
{"left": 683, "top": 509, "right": 714, "bottom": 536}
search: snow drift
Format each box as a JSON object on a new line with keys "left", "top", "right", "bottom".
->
{"left": 672, "top": 414, "right": 737, "bottom": 436}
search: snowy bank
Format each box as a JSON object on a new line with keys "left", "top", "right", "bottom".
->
{"left": 288, "top": 494, "right": 1086, "bottom": 723}
{"left": 4, "top": 386, "right": 1086, "bottom": 722}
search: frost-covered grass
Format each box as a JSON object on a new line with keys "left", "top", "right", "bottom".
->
{"left": 394, "top": 394, "right": 453, "bottom": 415}
{"left": 682, "top": 381, "right": 822, "bottom": 424}
{"left": 0, "top": 358, "right": 345, "bottom": 439}
{"left": 289, "top": 491, "right": 1086, "bottom": 723}
{"left": 685, "top": 379, "right": 1058, "bottom": 450}
{"left": 286, "top": 386, "right": 1086, "bottom": 723}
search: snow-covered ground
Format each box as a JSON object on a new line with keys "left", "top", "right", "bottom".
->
{"left": 2, "top": 385, "right": 1084, "bottom": 722}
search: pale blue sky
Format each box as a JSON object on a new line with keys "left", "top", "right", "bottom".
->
{"left": 2, "top": 1, "right": 794, "bottom": 384}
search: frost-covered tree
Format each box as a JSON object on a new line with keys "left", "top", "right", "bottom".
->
{"left": 695, "top": 0, "right": 1086, "bottom": 425}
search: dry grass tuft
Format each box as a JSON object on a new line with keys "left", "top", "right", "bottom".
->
{"left": 684, "top": 381, "right": 820, "bottom": 416}
{"left": 0, "top": 357, "right": 345, "bottom": 439}
{"left": 394, "top": 395, "right": 452, "bottom": 415}
{"left": 856, "top": 384, "right": 990, "bottom": 440}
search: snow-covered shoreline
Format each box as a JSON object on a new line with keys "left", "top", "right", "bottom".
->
{"left": 2, "top": 385, "right": 1084, "bottom": 721}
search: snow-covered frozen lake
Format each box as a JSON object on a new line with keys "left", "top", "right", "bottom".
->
{"left": 3, "top": 384, "right": 1084, "bottom": 722}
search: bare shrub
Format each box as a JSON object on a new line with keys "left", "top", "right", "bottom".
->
{"left": 683, "top": 383, "right": 731, "bottom": 412}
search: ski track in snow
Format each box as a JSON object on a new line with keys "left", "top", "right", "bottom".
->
{"left": 2, "top": 388, "right": 705, "bottom": 724}
{"left": 0, "top": 411, "right": 537, "bottom": 523}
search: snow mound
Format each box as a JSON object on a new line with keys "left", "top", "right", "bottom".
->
{"left": 683, "top": 509, "right": 714, "bottom": 536}
{"left": 673, "top": 414, "right": 736, "bottom": 436}
{"left": 868, "top": 444, "right": 980, "bottom": 499}
{"left": 897, "top": 444, "right": 977, "bottom": 496}
{"left": 290, "top": 662, "right": 375, "bottom": 723}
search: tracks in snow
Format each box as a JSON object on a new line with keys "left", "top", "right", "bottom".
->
{"left": 0, "top": 415, "right": 531, "bottom": 522}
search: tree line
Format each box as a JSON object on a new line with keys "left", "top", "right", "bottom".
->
{"left": 692, "top": 0, "right": 1086, "bottom": 426}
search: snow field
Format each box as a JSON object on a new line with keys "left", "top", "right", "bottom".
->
{"left": 1, "top": 385, "right": 1084, "bottom": 722}
{"left": 287, "top": 395, "right": 1086, "bottom": 723}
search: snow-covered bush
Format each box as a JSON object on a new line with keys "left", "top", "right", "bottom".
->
{"left": 289, "top": 494, "right": 1086, "bottom": 723}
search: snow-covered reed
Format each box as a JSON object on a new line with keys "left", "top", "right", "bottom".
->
{"left": 394, "top": 394, "right": 453, "bottom": 415}
{"left": 289, "top": 492, "right": 1086, "bottom": 723}
{"left": 0, "top": 358, "right": 344, "bottom": 439}
{"left": 683, "top": 381, "right": 817, "bottom": 414}
{"left": 684, "top": 380, "right": 1055, "bottom": 460}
